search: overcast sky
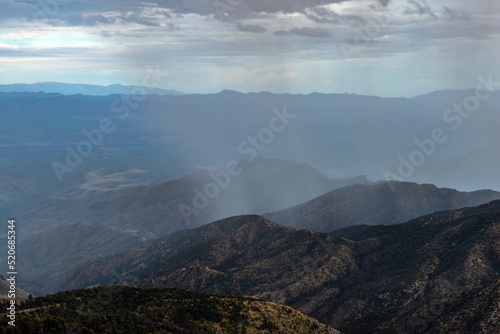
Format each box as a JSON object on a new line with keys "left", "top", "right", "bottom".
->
{"left": 1, "top": 0, "right": 499, "bottom": 96}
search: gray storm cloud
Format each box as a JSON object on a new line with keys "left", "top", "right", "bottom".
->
{"left": 236, "top": 22, "right": 267, "bottom": 33}
{"left": 273, "top": 26, "right": 332, "bottom": 37}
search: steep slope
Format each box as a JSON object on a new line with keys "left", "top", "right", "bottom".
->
{"left": 65, "top": 215, "right": 352, "bottom": 294}
{"left": 1, "top": 286, "right": 339, "bottom": 333}
{"left": 62, "top": 201, "right": 500, "bottom": 332}
{"left": 331, "top": 200, "right": 500, "bottom": 333}
{"left": 368, "top": 278, "right": 500, "bottom": 334}
{"left": 425, "top": 278, "right": 500, "bottom": 334}
{"left": 264, "top": 181, "right": 500, "bottom": 232}
{"left": 21, "top": 157, "right": 368, "bottom": 236}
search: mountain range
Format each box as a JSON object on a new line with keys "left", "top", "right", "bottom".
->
{"left": 1, "top": 87, "right": 499, "bottom": 219}
{"left": 0, "top": 82, "right": 184, "bottom": 96}
{"left": 14, "top": 178, "right": 500, "bottom": 297}
{"left": 2, "top": 83, "right": 500, "bottom": 333}
{"left": 48, "top": 200, "right": 500, "bottom": 332}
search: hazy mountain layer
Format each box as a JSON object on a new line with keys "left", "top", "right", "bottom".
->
{"left": 20, "top": 157, "right": 367, "bottom": 237}
{"left": 1, "top": 88, "right": 499, "bottom": 223}
{"left": 264, "top": 181, "right": 500, "bottom": 232}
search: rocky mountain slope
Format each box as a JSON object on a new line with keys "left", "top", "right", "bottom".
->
{"left": 59, "top": 201, "right": 500, "bottom": 332}
{"left": 368, "top": 277, "right": 500, "bottom": 333}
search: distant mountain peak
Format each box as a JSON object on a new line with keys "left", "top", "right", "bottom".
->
{"left": 217, "top": 89, "right": 242, "bottom": 95}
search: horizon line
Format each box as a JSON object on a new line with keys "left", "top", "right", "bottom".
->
{"left": 0, "top": 81, "right": 486, "bottom": 99}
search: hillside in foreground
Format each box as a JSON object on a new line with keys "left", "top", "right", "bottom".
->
{"left": 0, "top": 285, "right": 339, "bottom": 334}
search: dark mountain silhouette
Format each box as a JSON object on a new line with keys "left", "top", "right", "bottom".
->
{"left": 58, "top": 201, "right": 500, "bottom": 332}
{"left": 264, "top": 181, "right": 500, "bottom": 232}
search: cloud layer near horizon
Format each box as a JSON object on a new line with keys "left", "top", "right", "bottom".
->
{"left": 1, "top": 0, "right": 499, "bottom": 96}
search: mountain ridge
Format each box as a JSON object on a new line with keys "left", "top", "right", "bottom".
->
{"left": 264, "top": 181, "right": 500, "bottom": 232}
{"left": 59, "top": 201, "right": 500, "bottom": 332}
{"left": 0, "top": 83, "right": 489, "bottom": 100}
